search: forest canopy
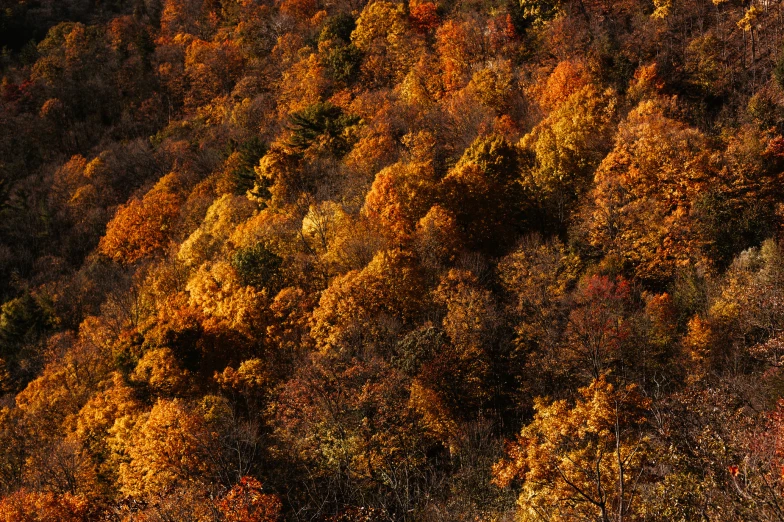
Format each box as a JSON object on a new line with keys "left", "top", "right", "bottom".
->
{"left": 3, "top": 0, "right": 784, "bottom": 520}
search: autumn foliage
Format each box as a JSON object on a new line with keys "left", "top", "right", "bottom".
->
{"left": 3, "top": 0, "right": 784, "bottom": 519}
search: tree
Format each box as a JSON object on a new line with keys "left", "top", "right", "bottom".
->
{"left": 436, "top": 19, "right": 485, "bottom": 92}
{"left": 0, "top": 292, "right": 52, "bottom": 385}
{"left": 493, "top": 376, "right": 652, "bottom": 522}
{"left": 320, "top": 43, "right": 362, "bottom": 85}
{"left": 231, "top": 242, "right": 284, "bottom": 293}
{"left": 408, "top": 270, "right": 497, "bottom": 448}
{"left": 276, "top": 53, "right": 332, "bottom": 118}
{"left": 531, "top": 60, "right": 590, "bottom": 114}
{"left": 178, "top": 194, "right": 255, "bottom": 268}
{"left": 319, "top": 14, "right": 362, "bottom": 84}
{"left": 251, "top": 145, "right": 302, "bottom": 207}
{"left": 287, "top": 102, "right": 360, "bottom": 157}
{"left": 740, "top": 398, "right": 784, "bottom": 516}
{"left": 587, "top": 99, "right": 714, "bottom": 286}
{"left": 434, "top": 269, "right": 498, "bottom": 364}
{"left": 160, "top": 0, "right": 204, "bottom": 38}
{"left": 310, "top": 249, "right": 425, "bottom": 354}
{"left": 693, "top": 127, "right": 783, "bottom": 271}
{"left": 0, "top": 489, "right": 90, "bottom": 522}
{"left": 468, "top": 59, "right": 516, "bottom": 115}
{"left": 265, "top": 287, "right": 315, "bottom": 362}
{"left": 413, "top": 205, "right": 462, "bottom": 272}
{"left": 109, "top": 398, "right": 216, "bottom": 499}
{"left": 131, "top": 347, "right": 191, "bottom": 397}
{"left": 0, "top": 406, "right": 29, "bottom": 495}
{"left": 184, "top": 38, "right": 245, "bottom": 107}
{"left": 217, "top": 476, "right": 282, "bottom": 522}
{"left": 274, "top": 352, "right": 436, "bottom": 518}
{"left": 646, "top": 383, "right": 768, "bottom": 521}
{"left": 440, "top": 134, "right": 523, "bottom": 254}
{"left": 409, "top": 0, "right": 440, "bottom": 36}
{"left": 519, "top": 84, "right": 616, "bottom": 231}
{"left": 223, "top": 137, "right": 268, "bottom": 195}
{"left": 351, "top": 1, "right": 420, "bottom": 85}
{"left": 16, "top": 326, "right": 113, "bottom": 440}
{"left": 215, "top": 358, "right": 272, "bottom": 411}
{"left": 186, "top": 261, "right": 269, "bottom": 337}
{"left": 498, "top": 237, "right": 581, "bottom": 397}
{"left": 99, "top": 190, "right": 181, "bottom": 265}
{"left": 362, "top": 166, "right": 411, "bottom": 241}
{"left": 362, "top": 161, "right": 439, "bottom": 241}
{"left": 518, "top": 0, "right": 561, "bottom": 28}
{"left": 563, "top": 275, "right": 631, "bottom": 381}
{"left": 74, "top": 372, "right": 141, "bottom": 464}
{"left": 690, "top": 240, "right": 784, "bottom": 375}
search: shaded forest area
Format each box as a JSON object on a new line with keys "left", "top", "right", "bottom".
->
{"left": 4, "top": 0, "right": 784, "bottom": 519}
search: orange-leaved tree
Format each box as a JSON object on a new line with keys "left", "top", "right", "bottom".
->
{"left": 0, "top": 490, "right": 89, "bottom": 522}
{"left": 587, "top": 99, "right": 714, "bottom": 285}
{"left": 99, "top": 190, "right": 181, "bottom": 265}
{"left": 217, "top": 476, "right": 282, "bottom": 522}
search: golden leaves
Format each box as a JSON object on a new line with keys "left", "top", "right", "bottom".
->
{"left": 737, "top": 6, "right": 762, "bottom": 32}
{"left": 493, "top": 376, "right": 651, "bottom": 521}
{"left": 588, "top": 99, "right": 713, "bottom": 284}
{"left": 0, "top": 490, "right": 89, "bottom": 522}
{"left": 351, "top": 2, "right": 420, "bottom": 85}
{"left": 310, "top": 249, "right": 424, "bottom": 353}
{"left": 109, "top": 398, "right": 215, "bottom": 498}
{"left": 186, "top": 261, "right": 269, "bottom": 335}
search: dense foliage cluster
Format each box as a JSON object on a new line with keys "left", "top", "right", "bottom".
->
{"left": 4, "top": 0, "right": 784, "bottom": 519}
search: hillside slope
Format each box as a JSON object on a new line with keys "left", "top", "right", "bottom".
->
{"left": 3, "top": 0, "right": 784, "bottom": 520}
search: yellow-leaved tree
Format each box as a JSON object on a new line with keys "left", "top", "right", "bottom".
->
{"left": 109, "top": 398, "right": 216, "bottom": 499}
{"left": 310, "top": 248, "right": 425, "bottom": 353}
{"left": 493, "top": 375, "right": 651, "bottom": 522}
{"left": 351, "top": 1, "right": 420, "bottom": 85}
{"left": 519, "top": 84, "right": 616, "bottom": 229}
